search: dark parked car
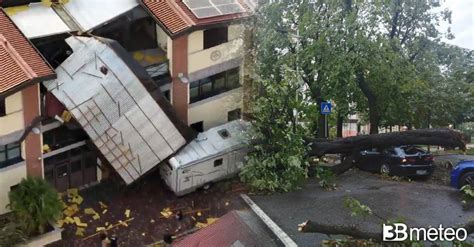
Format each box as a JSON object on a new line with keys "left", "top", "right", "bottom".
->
{"left": 450, "top": 160, "right": 474, "bottom": 189}
{"left": 354, "top": 146, "right": 434, "bottom": 177}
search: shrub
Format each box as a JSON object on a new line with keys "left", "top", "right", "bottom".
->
{"left": 7, "top": 177, "right": 62, "bottom": 235}
{"left": 0, "top": 221, "right": 26, "bottom": 246}
{"left": 240, "top": 71, "right": 311, "bottom": 192}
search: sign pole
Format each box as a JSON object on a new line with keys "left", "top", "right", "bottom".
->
{"left": 320, "top": 101, "right": 332, "bottom": 139}
{"left": 325, "top": 114, "right": 328, "bottom": 139}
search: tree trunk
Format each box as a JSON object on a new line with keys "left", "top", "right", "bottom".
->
{"left": 308, "top": 128, "right": 466, "bottom": 157}
{"left": 242, "top": 25, "right": 256, "bottom": 120}
{"left": 299, "top": 220, "right": 473, "bottom": 242}
{"left": 309, "top": 86, "right": 327, "bottom": 139}
{"left": 318, "top": 100, "right": 326, "bottom": 139}
{"left": 356, "top": 71, "right": 379, "bottom": 134}
{"left": 298, "top": 220, "right": 382, "bottom": 242}
{"left": 336, "top": 114, "right": 343, "bottom": 138}
{"left": 368, "top": 100, "right": 380, "bottom": 134}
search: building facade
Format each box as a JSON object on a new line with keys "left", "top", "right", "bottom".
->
{"left": 0, "top": 8, "right": 56, "bottom": 214}
{"left": 141, "top": 0, "right": 251, "bottom": 131}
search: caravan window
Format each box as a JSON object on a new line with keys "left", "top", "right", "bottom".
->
{"left": 214, "top": 158, "right": 223, "bottom": 167}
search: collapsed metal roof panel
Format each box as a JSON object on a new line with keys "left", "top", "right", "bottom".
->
{"left": 62, "top": 0, "right": 139, "bottom": 32}
{"left": 43, "top": 36, "right": 189, "bottom": 184}
{"left": 6, "top": 3, "right": 71, "bottom": 39}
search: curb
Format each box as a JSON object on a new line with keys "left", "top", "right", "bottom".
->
{"left": 240, "top": 194, "right": 298, "bottom": 247}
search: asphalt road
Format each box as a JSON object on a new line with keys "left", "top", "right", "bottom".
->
{"left": 435, "top": 154, "right": 474, "bottom": 164}
{"left": 251, "top": 169, "right": 474, "bottom": 246}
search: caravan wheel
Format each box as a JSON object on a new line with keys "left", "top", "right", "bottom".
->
{"left": 203, "top": 183, "right": 212, "bottom": 190}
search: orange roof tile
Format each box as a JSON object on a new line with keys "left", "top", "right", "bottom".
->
{"left": 142, "top": 0, "right": 192, "bottom": 35}
{"left": 0, "top": 8, "right": 55, "bottom": 96}
{"left": 141, "top": 0, "right": 252, "bottom": 37}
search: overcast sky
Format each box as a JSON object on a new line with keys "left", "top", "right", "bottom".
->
{"left": 440, "top": 0, "right": 473, "bottom": 50}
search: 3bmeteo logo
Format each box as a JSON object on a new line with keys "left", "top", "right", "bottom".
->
{"left": 383, "top": 223, "right": 468, "bottom": 242}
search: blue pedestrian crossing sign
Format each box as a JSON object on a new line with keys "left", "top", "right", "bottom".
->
{"left": 321, "top": 102, "right": 332, "bottom": 115}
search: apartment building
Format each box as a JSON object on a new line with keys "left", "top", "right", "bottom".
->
{"left": 140, "top": 0, "right": 252, "bottom": 131}
{"left": 0, "top": 0, "right": 253, "bottom": 205}
{"left": 0, "top": 9, "right": 56, "bottom": 214}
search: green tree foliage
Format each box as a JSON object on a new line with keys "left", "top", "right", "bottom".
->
{"left": 7, "top": 177, "right": 62, "bottom": 235}
{"left": 240, "top": 70, "right": 312, "bottom": 192}
{"left": 252, "top": 0, "right": 472, "bottom": 135}
{"left": 251, "top": 0, "right": 363, "bottom": 137}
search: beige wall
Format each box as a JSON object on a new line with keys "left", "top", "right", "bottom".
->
{"left": 188, "top": 87, "right": 243, "bottom": 130}
{"left": 188, "top": 39, "right": 243, "bottom": 74}
{"left": 167, "top": 37, "right": 173, "bottom": 75}
{"left": 0, "top": 162, "right": 27, "bottom": 215}
{"left": 156, "top": 25, "right": 168, "bottom": 51}
{"left": 0, "top": 92, "right": 24, "bottom": 137}
{"left": 228, "top": 24, "right": 244, "bottom": 40}
{"left": 188, "top": 30, "right": 204, "bottom": 54}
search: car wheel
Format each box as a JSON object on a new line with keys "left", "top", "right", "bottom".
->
{"left": 380, "top": 164, "right": 390, "bottom": 176}
{"left": 460, "top": 172, "right": 474, "bottom": 187}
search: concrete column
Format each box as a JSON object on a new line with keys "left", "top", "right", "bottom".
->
{"left": 22, "top": 84, "right": 43, "bottom": 177}
{"left": 171, "top": 35, "right": 189, "bottom": 124}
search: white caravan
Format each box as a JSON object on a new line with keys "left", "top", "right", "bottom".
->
{"left": 159, "top": 120, "right": 250, "bottom": 196}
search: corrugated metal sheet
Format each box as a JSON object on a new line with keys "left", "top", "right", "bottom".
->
{"left": 7, "top": 3, "right": 71, "bottom": 39}
{"left": 62, "top": 0, "right": 139, "bottom": 31}
{"left": 172, "top": 120, "right": 248, "bottom": 168}
{"left": 43, "top": 36, "right": 187, "bottom": 184}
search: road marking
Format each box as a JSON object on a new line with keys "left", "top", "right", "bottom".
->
{"left": 240, "top": 194, "right": 298, "bottom": 247}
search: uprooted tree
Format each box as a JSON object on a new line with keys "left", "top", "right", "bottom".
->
{"left": 309, "top": 128, "right": 467, "bottom": 175}
{"left": 240, "top": 67, "right": 467, "bottom": 192}
{"left": 297, "top": 198, "right": 474, "bottom": 242}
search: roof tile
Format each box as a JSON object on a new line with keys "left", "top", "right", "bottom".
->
{"left": 142, "top": 0, "right": 251, "bottom": 36}
{"left": 0, "top": 8, "right": 55, "bottom": 95}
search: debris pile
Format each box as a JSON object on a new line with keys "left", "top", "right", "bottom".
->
{"left": 56, "top": 188, "right": 135, "bottom": 239}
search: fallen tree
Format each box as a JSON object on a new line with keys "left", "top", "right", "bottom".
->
{"left": 298, "top": 220, "right": 473, "bottom": 242}
{"left": 298, "top": 220, "right": 382, "bottom": 242}
{"left": 307, "top": 128, "right": 467, "bottom": 175}
{"left": 308, "top": 128, "right": 466, "bottom": 157}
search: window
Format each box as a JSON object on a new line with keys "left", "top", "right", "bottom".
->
{"left": 228, "top": 108, "right": 241, "bottom": 121}
{"left": 190, "top": 68, "right": 241, "bottom": 103}
{"left": 204, "top": 27, "right": 228, "bottom": 49}
{"left": 0, "top": 98, "right": 5, "bottom": 117}
{"left": 0, "top": 142, "right": 23, "bottom": 169}
{"left": 214, "top": 158, "right": 223, "bottom": 167}
{"left": 190, "top": 121, "right": 204, "bottom": 133}
{"left": 163, "top": 90, "right": 170, "bottom": 101}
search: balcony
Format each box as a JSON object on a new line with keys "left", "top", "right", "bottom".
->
{"left": 188, "top": 38, "right": 243, "bottom": 75}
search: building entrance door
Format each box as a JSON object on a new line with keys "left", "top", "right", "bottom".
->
{"left": 44, "top": 146, "right": 97, "bottom": 192}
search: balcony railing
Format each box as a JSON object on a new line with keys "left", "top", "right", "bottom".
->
{"left": 188, "top": 38, "right": 243, "bottom": 74}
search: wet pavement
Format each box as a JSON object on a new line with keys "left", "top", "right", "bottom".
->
{"left": 251, "top": 169, "right": 474, "bottom": 246}
{"left": 434, "top": 154, "right": 474, "bottom": 164}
